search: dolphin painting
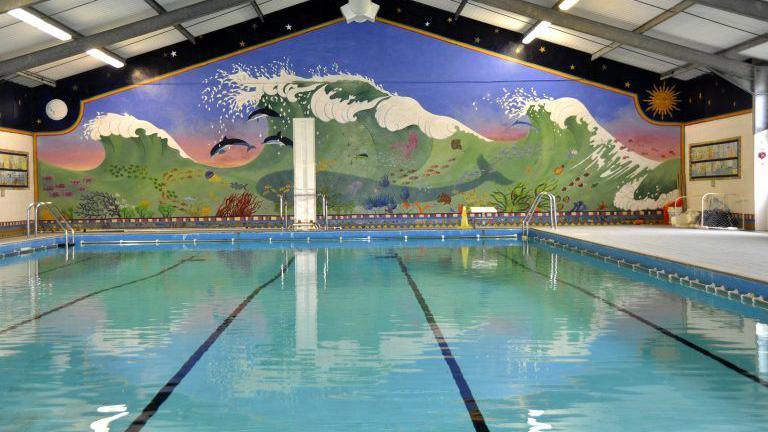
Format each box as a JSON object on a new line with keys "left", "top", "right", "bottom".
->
{"left": 210, "top": 136, "right": 255, "bottom": 156}
{"left": 248, "top": 107, "right": 281, "bottom": 121}
{"left": 263, "top": 131, "right": 293, "bottom": 147}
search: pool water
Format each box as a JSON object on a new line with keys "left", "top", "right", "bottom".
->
{"left": 1, "top": 239, "right": 767, "bottom": 431}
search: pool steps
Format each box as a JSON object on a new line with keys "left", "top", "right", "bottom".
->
{"left": 531, "top": 234, "right": 768, "bottom": 310}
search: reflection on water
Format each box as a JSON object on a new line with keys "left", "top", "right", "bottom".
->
{"left": 295, "top": 249, "right": 317, "bottom": 353}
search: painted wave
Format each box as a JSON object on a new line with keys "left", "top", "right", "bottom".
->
{"left": 202, "top": 63, "right": 490, "bottom": 141}
{"left": 83, "top": 113, "right": 192, "bottom": 160}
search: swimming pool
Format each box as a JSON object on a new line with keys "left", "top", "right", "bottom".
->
{"left": 1, "top": 238, "right": 767, "bottom": 431}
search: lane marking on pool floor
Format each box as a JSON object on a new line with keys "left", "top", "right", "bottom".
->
{"left": 394, "top": 254, "right": 491, "bottom": 432}
{"left": 0, "top": 255, "right": 203, "bottom": 336}
{"left": 497, "top": 250, "right": 768, "bottom": 389}
{"left": 124, "top": 257, "right": 295, "bottom": 432}
{"left": 38, "top": 256, "right": 94, "bottom": 276}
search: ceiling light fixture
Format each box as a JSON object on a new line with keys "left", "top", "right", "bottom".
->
{"left": 8, "top": 8, "right": 72, "bottom": 41}
{"left": 558, "top": 0, "right": 580, "bottom": 11}
{"left": 522, "top": 21, "right": 550, "bottom": 44}
{"left": 86, "top": 48, "right": 125, "bottom": 68}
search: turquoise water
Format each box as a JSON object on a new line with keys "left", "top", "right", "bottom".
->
{"left": 1, "top": 239, "right": 767, "bottom": 431}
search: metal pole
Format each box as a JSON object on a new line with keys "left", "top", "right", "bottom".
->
{"left": 26, "top": 202, "right": 35, "bottom": 236}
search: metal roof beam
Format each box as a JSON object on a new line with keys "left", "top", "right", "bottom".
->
{"left": 694, "top": 0, "right": 768, "bottom": 22}
{"left": 0, "top": 0, "right": 252, "bottom": 78}
{"left": 661, "top": 33, "right": 768, "bottom": 79}
{"left": 591, "top": 0, "right": 695, "bottom": 60}
{"left": 477, "top": 0, "right": 754, "bottom": 79}
{"left": 453, "top": 0, "right": 469, "bottom": 20}
{"left": 143, "top": 0, "right": 196, "bottom": 44}
{"left": 251, "top": 0, "right": 264, "bottom": 22}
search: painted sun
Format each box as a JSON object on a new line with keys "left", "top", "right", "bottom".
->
{"left": 644, "top": 82, "right": 680, "bottom": 120}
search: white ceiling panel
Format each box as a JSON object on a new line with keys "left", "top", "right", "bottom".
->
{"left": 50, "top": 0, "right": 156, "bottom": 35}
{"left": 567, "top": 0, "right": 662, "bottom": 31}
{"left": 541, "top": 24, "right": 610, "bottom": 54}
{"left": 684, "top": 4, "right": 768, "bottom": 36}
{"left": 29, "top": 53, "right": 109, "bottom": 80}
{"left": 603, "top": 46, "right": 685, "bottom": 73}
{"left": 648, "top": 12, "right": 759, "bottom": 52}
{"left": 108, "top": 27, "right": 186, "bottom": 58}
{"left": 739, "top": 41, "right": 768, "bottom": 62}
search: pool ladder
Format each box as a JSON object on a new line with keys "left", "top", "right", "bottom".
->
{"left": 26, "top": 201, "right": 75, "bottom": 246}
{"left": 522, "top": 192, "right": 558, "bottom": 238}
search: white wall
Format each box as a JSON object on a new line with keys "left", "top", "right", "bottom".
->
{"left": 684, "top": 113, "right": 754, "bottom": 214}
{"left": 0, "top": 130, "right": 35, "bottom": 223}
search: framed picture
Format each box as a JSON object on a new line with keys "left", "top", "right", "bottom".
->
{"left": 0, "top": 149, "right": 30, "bottom": 188}
{"left": 689, "top": 138, "right": 740, "bottom": 180}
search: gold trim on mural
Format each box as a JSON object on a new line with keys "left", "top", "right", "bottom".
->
{"left": 683, "top": 109, "right": 752, "bottom": 126}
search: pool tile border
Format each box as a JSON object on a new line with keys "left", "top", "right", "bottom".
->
{"left": 530, "top": 229, "right": 768, "bottom": 310}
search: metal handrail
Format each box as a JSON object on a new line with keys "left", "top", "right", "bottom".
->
{"left": 522, "top": 192, "right": 558, "bottom": 237}
{"left": 26, "top": 201, "right": 74, "bottom": 245}
{"left": 317, "top": 193, "right": 328, "bottom": 230}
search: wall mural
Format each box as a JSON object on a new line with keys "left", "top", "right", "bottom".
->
{"left": 36, "top": 21, "right": 681, "bottom": 219}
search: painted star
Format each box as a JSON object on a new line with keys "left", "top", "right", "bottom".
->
{"left": 286, "top": 24, "right": 292, "bottom": 30}
{"left": 72, "top": 85, "right": 78, "bottom": 91}
{"left": 170, "top": 50, "right": 177, "bottom": 58}
{"left": 624, "top": 82, "right": 631, "bottom": 88}
{"left": 239, "top": 40, "right": 246, "bottom": 47}
{"left": 36, "top": 119, "right": 42, "bottom": 124}
{"left": 494, "top": 28, "right": 500, "bottom": 33}
{"left": 447, "top": 17, "right": 453, "bottom": 23}
{"left": 569, "top": 64, "right": 575, "bottom": 70}
{"left": 601, "top": 64, "right": 607, "bottom": 71}
{"left": 425, "top": 21, "right": 430, "bottom": 27}
{"left": 539, "top": 46, "right": 546, "bottom": 53}
{"left": 474, "top": 36, "right": 481, "bottom": 44}
{"left": 396, "top": 7, "right": 402, "bottom": 13}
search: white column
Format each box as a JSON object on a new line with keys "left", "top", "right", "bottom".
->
{"left": 295, "top": 249, "right": 317, "bottom": 352}
{"left": 753, "top": 66, "right": 768, "bottom": 231}
{"left": 757, "top": 322, "right": 768, "bottom": 375}
{"left": 292, "top": 118, "right": 317, "bottom": 230}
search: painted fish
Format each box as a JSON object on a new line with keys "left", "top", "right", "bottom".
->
{"left": 263, "top": 131, "right": 293, "bottom": 147}
{"left": 553, "top": 164, "right": 565, "bottom": 175}
{"left": 210, "top": 136, "right": 255, "bottom": 156}
{"left": 230, "top": 182, "right": 248, "bottom": 190}
{"left": 353, "top": 153, "right": 369, "bottom": 160}
{"left": 248, "top": 107, "right": 280, "bottom": 120}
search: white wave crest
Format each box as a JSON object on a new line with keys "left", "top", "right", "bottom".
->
{"left": 531, "top": 97, "right": 658, "bottom": 178}
{"left": 613, "top": 178, "right": 678, "bottom": 211}
{"left": 83, "top": 113, "right": 191, "bottom": 160}
{"left": 203, "top": 63, "right": 489, "bottom": 141}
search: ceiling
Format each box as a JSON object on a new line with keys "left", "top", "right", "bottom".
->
{"left": 1, "top": 0, "right": 766, "bottom": 87}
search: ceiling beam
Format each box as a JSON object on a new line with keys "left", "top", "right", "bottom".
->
{"left": 251, "top": 0, "right": 264, "bottom": 22}
{"left": 0, "top": 0, "right": 46, "bottom": 15}
{"left": 477, "top": 0, "right": 754, "bottom": 79}
{"left": 591, "top": 0, "right": 695, "bottom": 60}
{"left": 143, "top": 0, "right": 196, "bottom": 44}
{"left": 661, "top": 32, "right": 768, "bottom": 79}
{"left": 694, "top": 0, "right": 768, "bottom": 22}
{"left": 0, "top": 0, "right": 252, "bottom": 78}
{"left": 453, "top": 0, "right": 469, "bottom": 20}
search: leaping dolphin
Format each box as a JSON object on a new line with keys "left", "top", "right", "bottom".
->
{"left": 248, "top": 107, "right": 281, "bottom": 121}
{"left": 210, "top": 136, "right": 255, "bottom": 156}
{"left": 263, "top": 131, "right": 293, "bottom": 147}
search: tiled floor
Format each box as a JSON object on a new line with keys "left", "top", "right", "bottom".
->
{"left": 537, "top": 226, "right": 768, "bottom": 283}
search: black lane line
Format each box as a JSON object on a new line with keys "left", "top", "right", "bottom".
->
{"left": 37, "top": 256, "right": 94, "bottom": 275}
{"left": 0, "top": 256, "right": 202, "bottom": 336}
{"left": 125, "top": 257, "right": 295, "bottom": 432}
{"left": 395, "top": 255, "right": 490, "bottom": 432}
{"left": 497, "top": 250, "right": 768, "bottom": 389}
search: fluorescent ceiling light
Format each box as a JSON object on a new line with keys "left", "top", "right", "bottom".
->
{"left": 86, "top": 49, "right": 125, "bottom": 68}
{"left": 522, "top": 21, "right": 550, "bottom": 44}
{"left": 8, "top": 8, "right": 72, "bottom": 41}
{"left": 558, "top": 0, "right": 580, "bottom": 11}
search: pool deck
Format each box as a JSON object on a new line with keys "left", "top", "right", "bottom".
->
{"left": 536, "top": 226, "right": 768, "bottom": 283}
